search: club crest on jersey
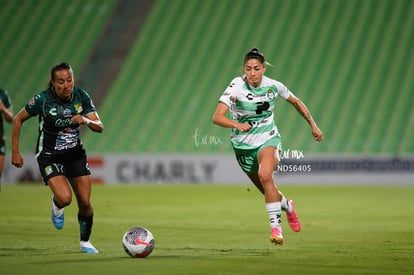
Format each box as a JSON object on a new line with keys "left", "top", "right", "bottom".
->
{"left": 45, "top": 165, "right": 53, "bottom": 176}
{"left": 230, "top": 96, "right": 237, "bottom": 102}
{"left": 74, "top": 103, "right": 83, "bottom": 114}
{"left": 267, "top": 89, "right": 275, "bottom": 100}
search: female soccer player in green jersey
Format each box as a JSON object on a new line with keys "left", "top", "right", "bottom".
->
{"left": 0, "top": 88, "right": 14, "bottom": 187}
{"left": 11, "top": 63, "right": 104, "bottom": 253}
{"left": 213, "top": 48, "right": 323, "bottom": 245}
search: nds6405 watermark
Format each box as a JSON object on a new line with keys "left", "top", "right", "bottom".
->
{"left": 276, "top": 149, "right": 312, "bottom": 173}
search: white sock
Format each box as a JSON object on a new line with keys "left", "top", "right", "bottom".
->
{"left": 266, "top": 202, "right": 282, "bottom": 229}
{"left": 52, "top": 196, "right": 64, "bottom": 216}
{"left": 279, "top": 192, "right": 291, "bottom": 213}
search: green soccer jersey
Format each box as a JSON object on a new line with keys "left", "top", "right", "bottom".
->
{"left": 25, "top": 87, "right": 96, "bottom": 157}
{"left": 0, "top": 88, "right": 12, "bottom": 135}
{"left": 219, "top": 75, "right": 293, "bottom": 150}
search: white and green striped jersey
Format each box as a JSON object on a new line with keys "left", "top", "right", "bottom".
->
{"left": 219, "top": 75, "right": 293, "bottom": 150}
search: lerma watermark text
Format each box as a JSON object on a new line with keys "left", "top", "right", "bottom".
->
{"left": 193, "top": 128, "right": 223, "bottom": 148}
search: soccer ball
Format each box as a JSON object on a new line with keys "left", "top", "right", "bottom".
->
{"left": 122, "top": 226, "right": 155, "bottom": 258}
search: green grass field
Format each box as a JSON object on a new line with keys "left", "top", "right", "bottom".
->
{"left": 0, "top": 184, "right": 413, "bottom": 275}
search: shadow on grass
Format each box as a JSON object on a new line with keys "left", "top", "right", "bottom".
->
{"left": 0, "top": 247, "right": 48, "bottom": 257}
{"left": 6, "top": 246, "right": 276, "bottom": 265}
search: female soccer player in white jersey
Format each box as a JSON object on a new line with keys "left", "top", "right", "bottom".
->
{"left": 213, "top": 48, "right": 323, "bottom": 245}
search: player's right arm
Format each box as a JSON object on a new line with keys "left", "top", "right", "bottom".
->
{"left": 213, "top": 78, "right": 252, "bottom": 132}
{"left": 212, "top": 102, "right": 251, "bottom": 132}
{"left": 11, "top": 108, "right": 31, "bottom": 168}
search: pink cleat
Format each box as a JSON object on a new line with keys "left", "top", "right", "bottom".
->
{"left": 286, "top": 199, "right": 301, "bottom": 232}
{"left": 270, "top": 227, "right": 284, "bottom": 246}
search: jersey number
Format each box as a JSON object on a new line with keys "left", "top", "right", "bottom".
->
{"left": 255, "top": 102, "right": 270, "bottom": 114}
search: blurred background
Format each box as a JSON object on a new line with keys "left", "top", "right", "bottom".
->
{"left": 1, "top": 0, "right": 413, "bottom": 184}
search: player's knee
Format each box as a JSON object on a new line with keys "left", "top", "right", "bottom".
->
{"left": 258, "top": 170, "right": 273, "bottom": 185}
{"left": 55, "top": 195, "right": 72, "bottom": 207}
{"left": 78, "top": 198, "right": 92, "bottom": 212}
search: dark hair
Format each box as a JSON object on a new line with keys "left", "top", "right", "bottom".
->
{"left": 47, "top": 62, "right": 73, "bottom": 88}
{"left": 244, "top": 48, "right": 265, "bottom": 64}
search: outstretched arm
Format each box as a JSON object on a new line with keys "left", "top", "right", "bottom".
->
{"left": 287, "top": 95, "right": 324, "bottom": 141}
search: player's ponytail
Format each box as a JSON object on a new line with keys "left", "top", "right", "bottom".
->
{"left": 244, "top": 48, "right": 265, "bottom": 64}
{"left": 243, "top": 48, "right": 273, "bottom": 68}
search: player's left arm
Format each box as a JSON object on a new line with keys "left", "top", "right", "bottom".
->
{"left": 83, "top": 111, "right": 104, "bottom": 133}
{"left": 72, "top": 112, "right": 104, "bottom": 133}
{"left": 286, "top": 95, "right": 323, "bottom": 141}
{"left": 72, "top": 90, "right": 104, "bottom": 133}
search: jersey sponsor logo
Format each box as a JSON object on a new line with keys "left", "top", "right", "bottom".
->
{"left": 49, "top": 107, "right": 57, "bottom": 116}
{"left": 255, "top": 101, "right": 270, "bottom": 114}
{"left": 55, "top": 128, "right": 78, "bottom": 151}
{"left": 243, "top": 91, "right": 274, "bottom": 102}
{"left": 248, "top": 118, "right": 271, "bottom": 128}
{"left": 55, "top": 118, "right": 75, "bottom": 127}
{"left": 63, "top": 108, "right": 72, "bottom": 117}
{"left": 54, "top": 142, "right": 78, "bottom": 151}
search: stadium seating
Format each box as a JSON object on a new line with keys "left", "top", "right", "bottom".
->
{"left": 2, "top": 0, "right": 413, "bottom": 155}
{"left": 0, "top": 0, "right": 117, "bottom": 152}
{"left": 87, "top": 0, "right": 413, "bottom": 155}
